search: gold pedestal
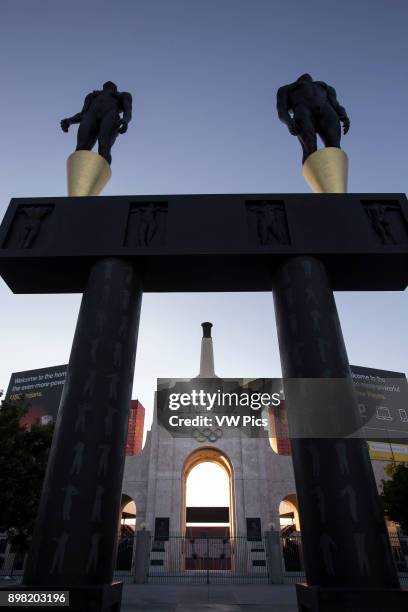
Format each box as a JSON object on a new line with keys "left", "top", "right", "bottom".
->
{"left": 67, "top": 150, "right": 112, "bottom": 196}
{"left": 302, "top": 147, "right": 348, "bottom": 193}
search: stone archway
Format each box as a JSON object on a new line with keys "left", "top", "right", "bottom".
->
{"left": 116, "top": 494, "right": 137, "bottom": 572}
{"left": 181, "top": 447, "right": 235, "bottom": 538}
{"left": 279, "top": 493, "right": 300, "bottom": 532}
{"left": 120, "top": 494, "right": 137, "bottom": 535}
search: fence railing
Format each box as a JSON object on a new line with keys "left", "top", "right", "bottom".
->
{"left": 147, "top": 534, "right": 269, "bottom": 584}
{"left": 280, "top": 533, "right": 304, "bottom": 583}
{"left": 389, "top": 533, "right": 408, "bottom": 586}
{"left": 1, "top": 530, "right": 407, "bottom": 586}
{"left": 0, "top": 538, "right": 27, "bottom": 581}
{"left": 280, "top": 531, "right": 408, "bottom": 586}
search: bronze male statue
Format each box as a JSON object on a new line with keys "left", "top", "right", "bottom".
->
{"left": 61, "top": 81, "right": 132, "bottom": 165}
{"left": 277, "top": 74, "right": 350, "bottom": 163}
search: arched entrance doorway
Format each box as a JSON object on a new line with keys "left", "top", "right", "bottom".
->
{"left": 116, "top": 495, "right": 137, "bottom": 571}
{"left": 120, "top": 494, "right": 137, "bottom": 536}
{"left": 182, "top": 448, "right": 235, "bottom": 538}
{"left": 181, "top": 449, "right": 235, "bottom": 571}
{"left": 279, "top": 494, "right": 300, "bottom": 534}
{"left": 279, "top": 494, "right": 303, "bottom": 573}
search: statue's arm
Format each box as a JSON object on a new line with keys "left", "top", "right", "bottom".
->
{"left": 277, "top": 85, "right": 299, "bottom": 136}
{"left": 118, "top": 92, "right": 132, "bottom": 134}
{"left": 121, "top": 92, "right": 132, "bottom": 123}
{"left": 60, "top": 94, "right": 93, "bottom": 132}
{"left": 276, "top": 86, "right": 291, "bottom": 126}
{"left": 324, "top": 85, "right": 347, "bottom": 118}
{"left": 324, "top": 84, "right": 350, "bottom": 134}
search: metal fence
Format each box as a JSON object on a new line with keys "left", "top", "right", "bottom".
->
{"left": 1, "top": 531, "right": 407, "bottom": 587}
{"left": 280, "top": 532, "right": 408, "bottom": 586}
{"left": 0, "top": 538, "right": 26, "bottom": 581}
{"left": 114, "top": 534, "right": 136, "bottom": 584}
{"left": 389, "top": 533, "right": 408, "bottom": 586}
{"left": 0, "top": 535, "right": 136, "bottom": 584}
{"left": 280, "top": 533, "right": 304, "bottom": 584}
{"left": 147, "top": 535, "right": 269, "bottom": 584}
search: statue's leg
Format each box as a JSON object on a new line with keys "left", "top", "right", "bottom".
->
{"left": 257, "top": 218, "right": 267, "bottom": 244}
{"left": 98, "top": 111, "right": 120, "bottom": 165}
{"left": 385, "top": 226, "right": 397, "bottom": 244}
{"left": 294, "top": 108, "right": 317, "bottom": 163}
{"left": 76, "top": 113, "right": 98, "bottom": 152}
{"left": 146, "top": 221, "right": 158, "bottom": 244}
{"left": 317, "top": 105, "right": 341, "bottom": 148}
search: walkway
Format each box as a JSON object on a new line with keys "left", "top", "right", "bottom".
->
{"left": 121, "top": 584, "right": 298, "bottom": 611}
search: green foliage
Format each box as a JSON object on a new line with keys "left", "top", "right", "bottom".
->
{"left": 0, "top": 395, "right": 53, "bottom": 550}
{"left": 380, "top": 461, "right": 408, "bottom": 534}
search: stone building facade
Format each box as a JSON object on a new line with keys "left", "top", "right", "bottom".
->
{"left": 121, "top": 323, "right": 390, "bottom": 537}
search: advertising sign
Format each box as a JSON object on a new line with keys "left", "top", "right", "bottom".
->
{"left": 5, "top": 365, "right": 67, "bottom": 426}
{"left": 351, "top": 365, "right": 408, "bottom": 461}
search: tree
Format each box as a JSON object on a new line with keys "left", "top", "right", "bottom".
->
{"left": 380, "top": 461, "right": 408, "bottom": 534}
{"left": 0, "top": 395, "right": 53, "bottom": 551}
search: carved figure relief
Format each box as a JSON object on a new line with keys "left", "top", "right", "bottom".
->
{"left": 124, "top": 202, "right": 168, "bottom": 247}
{"left": 3, "top": 205, "right": 54, "bottom": 249}
{"left": 62, "top": 484, "right": 79, "bottom": 521}
{"left": 246, "top": 200, "right": 290, "bottom": 246}
{"left": 86, "top": 532, "right": 102, "bottom": 573}
{"left": 70, "top": 442, "right": 85, "bottom": 475}
{"left": 92, "top": 486, "right": 104, "bottom": 522}
{"left": 320, "top": 533, "right": 337, "bottom": 576}
{"left": 49, "top": 532, "right": 69, "bottom": 575}
{"left": 363, "top": 200, "right": 408, "bottom": 245}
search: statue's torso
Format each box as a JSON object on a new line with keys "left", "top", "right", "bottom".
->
{"left": 288, "top": 81, "right": 329, "bottom": 111}
{"left": 86, "top": 91, "right": 122, "bottom": 116}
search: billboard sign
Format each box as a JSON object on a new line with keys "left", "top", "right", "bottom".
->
{"left": 4, "top": 365, "right": 67, "bottom": 426}
{"left": 350, "top": 365, "right": 408, "bottom": 462}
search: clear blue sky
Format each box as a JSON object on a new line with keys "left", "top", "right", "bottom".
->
{"left": 0, "top": 0, "right": 407, "bottom": 429}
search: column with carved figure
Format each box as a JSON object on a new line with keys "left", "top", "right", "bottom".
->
{"left": 273, "top": 256, "right": 405, "bottom": 610}
{"left": 22, "top": 257, "right": 142, "bottom": 611}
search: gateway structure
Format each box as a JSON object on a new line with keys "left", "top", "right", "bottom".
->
{"left": 1, "top": 75, "right": 408, "bottom": 610}
{"left": 121, "top": 322, "right": 404, "bottom": 542}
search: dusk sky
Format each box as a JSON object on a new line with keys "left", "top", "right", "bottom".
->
{"left": 1, "top": 0, "right": 407, "bottom": 429}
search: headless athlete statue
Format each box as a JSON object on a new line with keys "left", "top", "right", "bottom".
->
{"left": 61, "top": 81, "right": 132, "bottom": 165}
{"left": 277, "top": 74, "right": 350, "bottom": 163}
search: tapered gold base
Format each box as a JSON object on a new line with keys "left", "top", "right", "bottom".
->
{"left": 302, "top": 147, "right": 348, "bottom": 193}
{"left": 67, "top": 150, "right": 112, "bottom": 196}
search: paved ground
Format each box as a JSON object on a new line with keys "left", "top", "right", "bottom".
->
{"left": 121, "top": 584, "right": 298, "bottom": 611}
{"left": 0, "top": 578, "right": 299, "bottom": 611}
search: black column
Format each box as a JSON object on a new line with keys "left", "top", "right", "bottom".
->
{"left": 23, "top": 258, "right": 142, "bottom": 593}
{"left": 273, "top": 256, "right": 399, "bottom": 589}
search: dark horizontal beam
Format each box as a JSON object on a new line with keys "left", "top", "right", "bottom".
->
{"left": 0, "top": 193, "right": 407, "bottom": 293}
{"left": 186, "top": 507, "right": 229, "bottom": 523}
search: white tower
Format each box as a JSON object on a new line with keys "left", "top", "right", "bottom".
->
{"left": 197, "top": 321, "right": 217, "bottom": 378}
